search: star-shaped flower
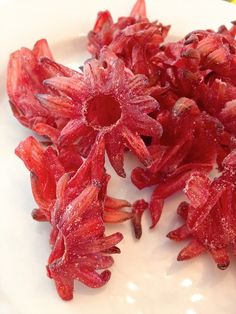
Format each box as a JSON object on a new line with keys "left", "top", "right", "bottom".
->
{"left": 39, "top": 48, "right": 162, "bottom": 177}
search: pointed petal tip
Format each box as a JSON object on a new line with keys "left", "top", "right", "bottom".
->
{"left": 101, "top": 270, "right": 112, "bottom": 283}
{"left": 15, "top": 136, "right": 36, "bottom": 158}
{"left": 43, "top": 77, "right": 63, "bottom": 88}
{"left": 132, "top": 219, "right": 142, "bottom": 239}
{"left": 105, "top": 196, "right": 131, "bottom": 209}
{"left": 119, "top": 171, "right": 126, "bottom": 178}
{"left": 135, "top": 230, "right": 142, "bottom": 240}
{"left": 130, "top": 0, "right": 146, "bottom": 19}
{"left": 149, "top": 222, "right": 157, "bottom": 229}
{"left": 31, "top": 208, "right": 48, "bottom": 222}
{"left": 55, "top": 281, "right": 74, "bottom": 301}
{"left": 177, "top": 252, "right": 188, "bottom": 261}
{"left": 166, "top": 231, "right": 176, "bottom": 240}
{"left": 217, "top": 262, "right": 230, "bottom": 270}
{"left": 104, "top": 210, "right": 133, "bottom": 223}
{"left": 112, "top": 164, "right": 126, "bottom": 178}
{"left": 116, "top": 231, "right": 124, "bottom": 241}
{"left": 103, "top": 246, "right": 121, "bottom": 254}
{"left": 177, "top": 247, "right": 194, "bottom": 261}
{"left": 43, "top": 78, "right": 52, "bottom": 87}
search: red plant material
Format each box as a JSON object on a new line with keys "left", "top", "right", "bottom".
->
{"left": 47, "top": 136, "right": 124, "bottom": 300}
{"left": 131, "top": 97, "right": 223, "bottom": 227}
{"left": 219, "top": 99, "right": 236, "bottom": 137}
{"left": 132, "top": 199, "right": 149, "bottom": 239}
{"left": 104, "top": 196, "right": 132, "bottom": 223}
{"left": 8, "top": 0, "right": 236, "bottom": 300}
{"left": 40, "top": 48, "right": 162, "bottom": 177}
{"left": 15, "top": 136, "right": 65, "bottom": 222}
{"left": 130, "top": 0, "right": 146, "bottom": 19}
{"left": 15, "top": 135, "right": 132, "bottom": 224}
{"left": 88, "top": 0, "right": 170, "bottom": 83}
{"left": 7, "top": 39, "right": 80, "bottom": 137}
{"left": 167, "top": 150, "right": 236, "bottom": 269}
{"left": 152, "top": 23, "right": 236, "bottom": 128}
{"left": 15, "top": 136, "right": 134, "bottom": 300}
{"left": 127, "top": 19, "right": 236, "bottom": 236}
{"left": 88, "top": 0, "right": 147, "bottom": 56}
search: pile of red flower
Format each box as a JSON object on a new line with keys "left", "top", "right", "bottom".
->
{"left": 7, "top": 0, "right": 236, "bottom": 301}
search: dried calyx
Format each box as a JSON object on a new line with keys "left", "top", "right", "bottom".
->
{"left": 7, "top": 0, "right": 236, "bottom": 302}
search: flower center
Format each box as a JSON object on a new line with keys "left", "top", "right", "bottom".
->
{"left": 85, "top": 95, "right": 122, "bottom": 128}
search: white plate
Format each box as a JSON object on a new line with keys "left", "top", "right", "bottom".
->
{"left": 1, "top": 1, "right": 236, "bottom": 314}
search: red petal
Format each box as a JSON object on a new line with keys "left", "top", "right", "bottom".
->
{"left": 210, "top": 248, "right": 230, "bottom": 270}
{"left": 60, "top": 185, "right": 99, "bottom": 234}
{"left": 44, "top": 76, "right": 88, "bottom": 101}
{"left": 58, "top": 119, "right": 90, "bottom": 147}
{"left": 73, "top": 233, "right": 123, "bottom": 256}
{"left": 103, "top": 208, "right": 133, "bottom": 223}
{"left": 105, "top": 196, "right": 131, "bottom": 209}
{"left": 31, "top": 208, "right": 49, "bottom": 222}
{"left": 130, "top": 0, "right": 146, "bottom": 19}
{"left": 33, "top": 39, "right": 54, "bottom": 60}
{"left": 74, "top": 269, "right": 111, "bottom": 288}
{"left": 167, "top": 225, "right": 190, "bottom": 241}
{"left": 54, "top": 278, "right": 74, "bottom": 301}
{"left": 177, "top": 240, "right": 206, "bottom": 261}
{"left": 187, "top": 180, "right": 228, "bottom": 231}
{"left": 36, "top": 94, "right": 76, "bottom": 119}
{"left": 122, "top": 126, "right": 152, "bottom": 166}
{"left": 149, "top": 198, "right": 164, "bottom": 228}
{"left": 33, "top": 123, "right": 60, "bottom": 143}
{"left": 105, "top": 132, "right": 125, "bottom": 178}
{"left": 132, "top": 199, "right": 149, "bottom": 239}
{"left": 184, "top": 172, "right": 211, "bottom": 208}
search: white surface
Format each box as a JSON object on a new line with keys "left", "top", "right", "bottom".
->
{"left": 1, "top": 1, "right": 236, "bottom": 314}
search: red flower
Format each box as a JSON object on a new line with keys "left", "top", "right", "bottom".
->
{"left": 39, "top": 48, "right": 162, "bottom": 177}
{"left": 16, "top": 135, "right": 126, "bottom": 300}
{"left": 167, "top": 150, "right": 236, "bottom": 269}
{"left": 152, "top": 23, "right": 236, "bottom": 122}
{"left": 7, "top": 39, "right": 79, "bottom": 139}
{"left": 9, "top": 0, "right": 236, "bottom": 299}
{"left": 88, "top": 0, "right": 148, "bottom": 57}
{"left": 88, "top": 0, "right": 170, "bottom": 82}
{"left": 131, "top": 97, "right": 229, "bottom": 229}
{"left": 15, "top": 136, "right": 67, "bottom": 222}
{"left": 47, "top": 136, "right": 123, "bottom": 300}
